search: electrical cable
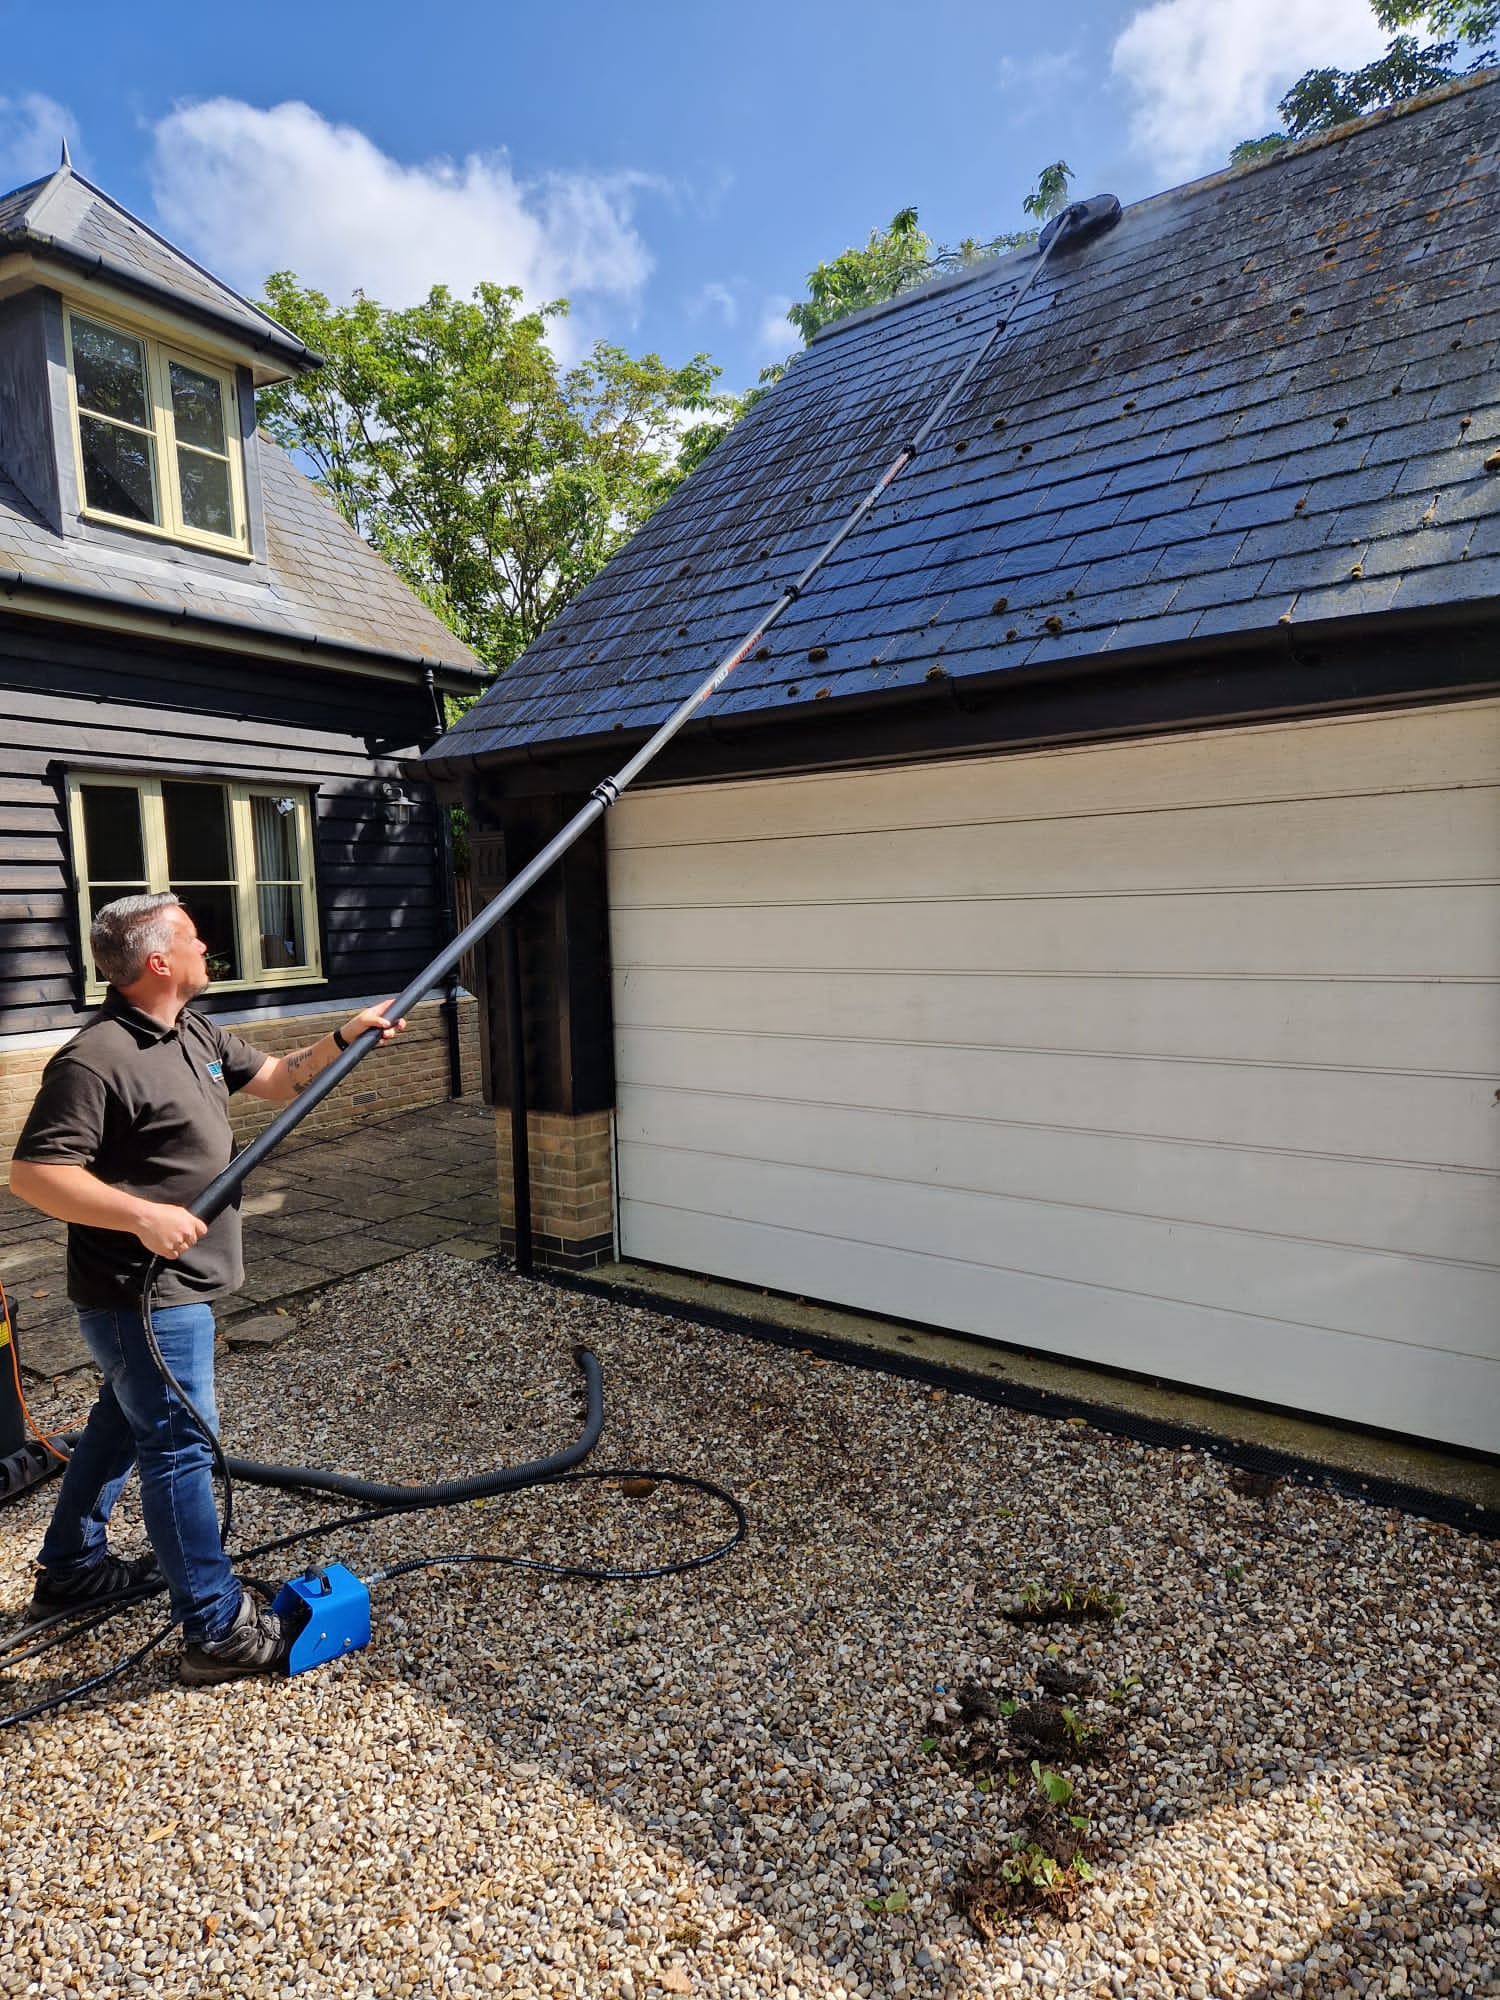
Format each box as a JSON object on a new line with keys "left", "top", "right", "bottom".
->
{"left": 0, "top": 1463, "right": 746, "bottom": 1729}
{"left": 0, "top": 1276, "right": 72, "bottom": 1465}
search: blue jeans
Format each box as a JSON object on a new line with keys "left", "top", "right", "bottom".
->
{"left": 37, "top": 1303, "right": 242, "bottom": 1643}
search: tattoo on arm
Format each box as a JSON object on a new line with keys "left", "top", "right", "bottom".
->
{"left": 283, "top": 1044, "right": 332, "bottom": 1095}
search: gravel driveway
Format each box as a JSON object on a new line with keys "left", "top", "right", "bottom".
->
{"left": 2, "top": 1252, "right": 1495, "bottom": 1999}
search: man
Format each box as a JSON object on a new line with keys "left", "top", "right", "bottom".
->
{"left": 9, "top": 891, "right": 406, "bottom": 1685}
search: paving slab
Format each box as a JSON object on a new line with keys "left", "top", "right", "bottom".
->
{"left": 224, "top": 1313, "right": 298, "bottom": 1350}
{"left": 2, "top": 1099, "right": 496, "bottom": 1378}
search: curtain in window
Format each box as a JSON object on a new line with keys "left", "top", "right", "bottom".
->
{"left": 252, "top": 796, "right": 305, "bottom": 968}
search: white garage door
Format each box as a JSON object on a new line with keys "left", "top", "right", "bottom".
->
{"left": 608, "top": 699, "right": 1500, "bottom": 1452}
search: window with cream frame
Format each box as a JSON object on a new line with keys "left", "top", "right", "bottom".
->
{"left": 66, "top": 773, "right": 321, "bottom": 999}
{"left": 63, "top": 306, "right": 249, "bottom": 552}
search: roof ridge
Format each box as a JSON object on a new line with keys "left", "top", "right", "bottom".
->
{"left": 805, "top": 66, "right": 1500, "bottom": 353}
{"left": 1136, "top": 61, "right": 1500, "bottom": 214}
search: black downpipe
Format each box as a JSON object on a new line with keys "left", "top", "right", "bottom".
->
{"left": 436, "top": 805, "right": 463, "bottom": 1100}
{"left": 424, "top": 668, "right": 464, "bottom": 1100}
{"left": 500, "top": 916, "right": 536, "bottom": 1272}
{"left": 500, "top": 917, "right": 534, "bottom": 1277}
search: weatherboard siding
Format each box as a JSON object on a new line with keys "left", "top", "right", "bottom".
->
{"left": 0, "top": 620, "right": 447, "bottom": 1034}
{"left": 607, "top": 698, "right": 1500, "bottom": 1452}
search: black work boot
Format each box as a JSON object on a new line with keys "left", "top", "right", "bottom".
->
{"left": 179, "top": 1587, "right": 289, "bottom": 1687}
{"left": 30, "top": 1550, "right": 162, "bottom": 1617}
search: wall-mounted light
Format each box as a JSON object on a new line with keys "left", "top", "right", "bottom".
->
{"left": 379, "top": 781, "right": 417, "bottom": 826}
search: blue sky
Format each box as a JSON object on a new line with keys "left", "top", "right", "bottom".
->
{"left": 1, "top": 0, "right": 1390, "bottom": 394}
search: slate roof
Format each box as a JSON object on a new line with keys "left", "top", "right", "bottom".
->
{"left": 0, "top": 163, "right": 316, "bottom": 378}
{"left": 0, "top": 436, "right": 483, "bottom": 676}
{"left": 428, "top": 71, "right": 1500, "bottom": 772}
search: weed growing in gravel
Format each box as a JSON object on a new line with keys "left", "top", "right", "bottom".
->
{"left": 1004, "top": 1579, "right": 1125, "bottom": 1624}
{"left": 955, "top": 1762, "right": 1097, "bottom": 1934}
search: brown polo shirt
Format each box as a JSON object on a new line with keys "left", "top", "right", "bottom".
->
{"left": 13, "top": 994, "right": 269, "bottom": 1310}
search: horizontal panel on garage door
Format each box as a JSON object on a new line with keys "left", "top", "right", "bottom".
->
{"left": 609, "top": 786, "right": 1499, "bottom": 907}
{"left": 620, "top": 1144, "right": 1497, "bottom": 1353}
{"left": 617, "top": 1199, "right": 1498, "bottom": 1453}
{"left": 615, "top": 1085, "right": 1499, "bottom": 1266}
{"left": 610, "top": 698, "right": 1500, "bottom": 849}
{"left": 616, "top": 1027, "right": 1499, "bottom": 1171}
{"left": 614, "top": 887, "right": 1500, "bottom": 981}
{"left": 613, "top": 967, "right": 1500, "bottom": 1074}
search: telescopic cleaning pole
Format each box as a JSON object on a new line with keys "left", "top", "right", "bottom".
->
{"left": 186, "top": 195, "right": 1122, "bottom": 1233}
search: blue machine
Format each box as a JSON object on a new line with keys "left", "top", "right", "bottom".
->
{"left": 270, "top": 1564, "right": 371, "bottom": 1676}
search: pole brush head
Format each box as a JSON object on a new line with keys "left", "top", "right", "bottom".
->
{"left": 1037, "top": 194, "right": 1123, "bottom": 256}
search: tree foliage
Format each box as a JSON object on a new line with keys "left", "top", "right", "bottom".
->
{"left": 776, "top": 162, "right": 1075, "bottom": 353}
{"left": 1231, "top": 1, "right": 1497, "bottom": 161}
{"left": 256, "top": 274, "right": 727, "bottom": 671}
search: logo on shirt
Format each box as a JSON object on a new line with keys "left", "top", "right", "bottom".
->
{"left": 206, "top": 1059, "right": 224, "bottom": 1082}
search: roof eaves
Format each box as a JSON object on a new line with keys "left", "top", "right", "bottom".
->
{"left": 8, "top": 234, "right": 324, "bottom": 373}
{"left": 0, "top": 563, "right": 485, "bottom": 687}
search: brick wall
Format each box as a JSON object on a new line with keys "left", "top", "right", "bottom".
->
{"left": 493, "top": 1108, "right": 614, "bottom": 1268}
{"left": 0, "top": 994, "right": 483, "bottom": 1176}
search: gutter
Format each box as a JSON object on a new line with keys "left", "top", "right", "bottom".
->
{"left": 3, "top": 230, "right": 323, "bottom": 375}
{"left": 0, "top": 564, "right": 486, "bottom": 694}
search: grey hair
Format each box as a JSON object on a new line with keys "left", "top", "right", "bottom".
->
{"left": 90, "top": 892, "right": 183, "bottom": 987}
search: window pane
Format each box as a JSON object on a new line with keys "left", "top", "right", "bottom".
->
{"left": 79, "top": 414, "right": 157, "bottom": 522}
{"left": 176, "top": 449, "right": 233, "bottom": 537}
{"left": 80, "top": 784, "right": 146, "bottom": 882}
{"left": 257, "top": 884, "right": 306, "bottom": 968}
{"left": 72, "top": 318, "right": 151, "bottom": 428}
{"left": 172, "top": 885, "right": 240, "bottom": 983}
{"left": 250, "top": 794, "right": 300, "bottom": 881}
{"left": 168, "top": 360, "right": 228, "bottom": 454}
{"left": 161, "top": 782, "right": 232, "bottom": 880}
{"left": 88, "top": 883, "right": 149, "bottom": 920}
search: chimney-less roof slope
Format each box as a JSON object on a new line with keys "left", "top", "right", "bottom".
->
{"left": 0, "top": 434, "right": 483, "bottom": 676}
{"left": 0, "top": 162, "right": 316, "bottom": 373}
{"left": 427, "top": 70, "right": 1500, "bottom": 772}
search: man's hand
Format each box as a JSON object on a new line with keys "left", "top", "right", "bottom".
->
{"left": 245, "top": 999, "right": 410, "bottom": 1103}
{"left": 132, "top": 1202, "right": 210, "bottom": 1261}
{"left": 9, "top": 1161, "right": 211, "bottom": 1258}
{"left": 341, "top": 999, "right": 407, "bottom": 1045}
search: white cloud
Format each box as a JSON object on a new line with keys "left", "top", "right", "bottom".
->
{"left": 996, "top": 49, "right": 1081, "bottom": 96}
{"left": 147, "top": 98, "right": 661, "bottom": 334}
{"left": 0, "top": 92, "right": 77, "bottom": 189}
{"left": 756, "top": 293, "right": 795, "bottom": 361}
{"left": 690, "top": 280, "right": 739, "bottom": 326}
{"left": 1111, "top": 0, "right": 1392, "bottom": 178}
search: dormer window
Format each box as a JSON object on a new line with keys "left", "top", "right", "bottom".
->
{"left": 64, "top": 308, "right": 248, "bottom": 552}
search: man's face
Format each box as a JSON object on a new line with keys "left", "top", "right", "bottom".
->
{"left": 160, "top": 906, "right": 211, "bottom": 997}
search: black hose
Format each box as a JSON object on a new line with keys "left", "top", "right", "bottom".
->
{"left": 223, "top": 1346, "right": 604, "bottom": 1508}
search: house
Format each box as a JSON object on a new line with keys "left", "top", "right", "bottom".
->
{"left": 0, "top": 153, "right": 487, "bottom": 1176}
{"left": 422, "top": 76, "right": 1500, "bottom": 1453}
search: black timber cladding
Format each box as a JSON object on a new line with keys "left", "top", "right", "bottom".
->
{"left": 426, "top": 73, "right": 1500, "bottom": 774}
{"left": 0, "top": 617, "right": 449, "bottom": 1034}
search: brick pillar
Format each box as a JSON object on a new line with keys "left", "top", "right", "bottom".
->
{"left": 493, "top": 1109, "right": 613, "bottom": 1268}
{"left": 470, "top": 791, "right": 616, "bottom": 1270}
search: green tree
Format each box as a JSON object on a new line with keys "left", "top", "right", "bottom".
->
{"left": 256, "top": 274, "right": 727, "bottom": 672}
{"left": 767, "top": 162, "right": 1074, "bottom": 365}
{"left": 1231, "top": 1, "right": 1497, "bottom": 161}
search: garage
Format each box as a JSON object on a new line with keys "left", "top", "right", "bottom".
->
{"left": 608, "top": 700, "right": 1500, "bottom": 1452}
